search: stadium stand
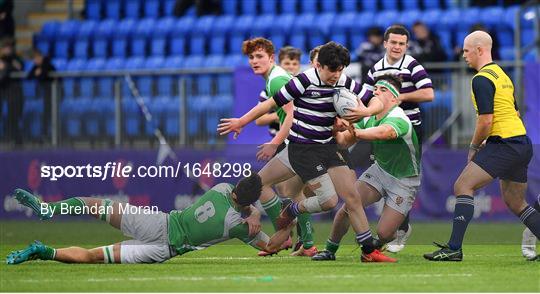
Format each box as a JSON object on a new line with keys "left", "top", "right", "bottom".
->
{"left": 17, "top": 0, "right": 537, "bottom": 141}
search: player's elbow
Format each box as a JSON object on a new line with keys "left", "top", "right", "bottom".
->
{"left": 255, "top": 118, "right": 265, "bottom": 126}
{"left": 424, "top": 89, "right": 435, "bottom": 102}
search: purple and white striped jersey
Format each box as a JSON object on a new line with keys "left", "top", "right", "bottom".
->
{"left": 273, "top": 67, "right": 365, "bottom": 144}
{"left": 359, "top": 54, "right": 433, "bottom": 126}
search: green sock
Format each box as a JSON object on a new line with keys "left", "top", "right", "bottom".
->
{"left": 261, "top": 196, "right": 281, "bottom": 231}
{"left": 48, "top": 197, "right": 86, "bottom": 216}
{"left": 39, "top": 245, "right": 56, "bottom": 260}
{"left": 298, "top": 213, "right": 314, "bottom": 249}
{"left": 325, "top": 239, "right": 340, "bottom": 254}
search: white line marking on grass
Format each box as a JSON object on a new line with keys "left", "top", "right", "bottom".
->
{"left": 16, "top": 273, "right": 473, "bottom": 284}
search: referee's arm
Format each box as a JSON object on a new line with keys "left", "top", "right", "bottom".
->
{"left": 470, "top": 76, "right": 495, "bottom": 147}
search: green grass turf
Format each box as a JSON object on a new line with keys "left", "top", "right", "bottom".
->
{"left": 1, "top": 220, "right": 538, "bottom": 292}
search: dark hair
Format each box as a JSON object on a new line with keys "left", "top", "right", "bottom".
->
{"left": 233, "top": 174, "right": 262, "bottom": 207}
{"left": 317, "top": 41, "right": 350, "bottom": 71}
{"left": 374, "top": 74, "right": 402, "bottom": 92}
{"left": 366, "top": 26, "right": 384, "bottom": 37}
{"left": 278, "top": 46, "right": 301, "bottom": 63}
{"left": 412, "top": 21, "right": 426, "bottom": 28}
{"left": 384, "top": 25, "right": 410, "bottom": 42}
{"left": 242, "top": 37, "right": 275, "bottom": 56}
{"left": 309, "top": 45, "right": 322, "bottom": 62}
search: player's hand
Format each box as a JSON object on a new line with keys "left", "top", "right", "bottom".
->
{"left": 333, "top": 117, "right": 349, "bottom": 132}
{"left": 217, "top": 118, "right": 243, "bottom": 139}
{"left": 243, "top": 212, "right": 262, "bottom": 237}
{"left": 342, "top": 100, "right": 369, "bottom": 123}
{"left": 256, "top": 143, "right": 278, "bottom": 161}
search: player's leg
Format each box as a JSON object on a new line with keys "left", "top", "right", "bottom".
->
{"left": 14, "top": 188, "right": 123, "bottom": 229}
{"left": 312, "top": 179, "right": 381, "bottom": 261}
{"left": 501, "top": 180, "right": 540, "bottom": 239}
{"left": 258, "top": 151, "right": 296, "bottom": 232}
{"left": 6, "top": 241, "right": 119, "bottom": 264}
{"left": 522, "top": 196, "right": 539, "bottom": 260}
{"left": 424, "top": 162, "right": 493, "bottom": 261}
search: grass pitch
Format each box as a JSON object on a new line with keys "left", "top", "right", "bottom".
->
{"left": 1, "top": 220, "right": 538, "bottom": 292}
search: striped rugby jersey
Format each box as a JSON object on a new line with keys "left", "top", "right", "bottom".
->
{"left": 273, "top": 67, "right": 365, "bottom": 144}
{"left": 359, "top": 54, "right": 433, "bottom": 126}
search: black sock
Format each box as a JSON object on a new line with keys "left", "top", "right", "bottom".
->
{"left": 399, "top": 213, "right": 410, "bottom": 231}
{"left": 519, "top": 205, "right": 540, "bottom": 239}
{"left": 356, "top": 230, "right": 375, "bottom": 254}
{"left": 448, "top": 195, "right": 474, "bottom": 250}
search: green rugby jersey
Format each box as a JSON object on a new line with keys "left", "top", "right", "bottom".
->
{"left": 168, "top": 183, "right": 258, "bottom": 255}
{"left": 354, "top": 105, "right": 421, "bottom": 178}
{"left": 264, "top": 65, "right": 292, "bottom": 124}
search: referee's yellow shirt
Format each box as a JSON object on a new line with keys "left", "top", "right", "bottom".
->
{"left": 471, "top": 63, "right": 527, "bottom": 138}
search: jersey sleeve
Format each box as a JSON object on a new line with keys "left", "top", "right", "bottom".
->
{"left": 382, "top": 117, "right": 410, "bottom": 138}
{"left": 472, "top": 75, "right": 495, "bottom": 115}
{"left": 258, "top": 90, "right": 268, "bottom": 103}
{"left": 410, "top": 59, "right": 433, "bottom": 89}
{"left": 353, "top": 117, "right": 369, "bottom": 130}
{"left": 268, "top": 76, "right": 290, "bottom": 98}
{"left": 273, "top": 73, "right": 309, "bottom": 107}
{"left": 359, "top": 69, "right": 375, "bottom": 103}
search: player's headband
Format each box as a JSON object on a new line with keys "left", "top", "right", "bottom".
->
{"left": 375, "top": 80, "right": 399, "bottom": 98}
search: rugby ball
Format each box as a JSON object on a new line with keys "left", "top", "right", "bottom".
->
{"left": 333, "top": 88, "right": 359, "bottom": 117}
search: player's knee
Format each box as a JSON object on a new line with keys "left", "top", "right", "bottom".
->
{"left": 377, "top": 228, "right": 395, "bottom": 243}
{"left": 320, "top": 195, "right": 338, "bottom": 211}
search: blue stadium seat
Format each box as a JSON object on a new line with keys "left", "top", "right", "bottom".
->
{"left": 422, "top": 9, "right": 442, "bottom": 30}
{"left": 73, "top": 40, "right": 89, "bottom": 59}
{"left": 131, "top": 18, "right": 155, "bottom": 57}
{"left": 340, "top": 0, "right": 357, "bottom": 12}
{"left": 85, "top": 0, "right": 102, "bottom": 20}
{"left": 189, "top": 16, "right": 214, "bottom": 56}
{"left": 22, "top": 79, "right": 37, "bottom": 100}
{"left": 204, "top": 55, "right": 225, "bottom": 68}
{"left": 51, "top": 58, "right": 67, "bottom": 71}
{"left": 62, "top": 59, "right": 86, "bottom": 99}
{"left": 186, "top": 95, "right": 210, "bottom": 136}
{"left": 361, "top": 0, "right": 377, "bottom": 11}
{"left": 241, "top": 0, "right": 257, "bottom": 15}
{"left": 375, "top": 10, "right": 398, "bottom": 29}
{"left": 92, "top": 19, "right": 115, "bottom": 58}
{"left": 151, "top": 17, "right": 175, "bottom": 56}
{"left": 439, "top": 8, "right": 460, "bottom": 31}
{"left": 163, "top": 0, "right": 176, "bottom": 17}
{"left": 332, "top": 12, "right": 356, "bottom": 48}
{"left": 251, "top": 14, "right": 273, "bottom": 37}
{"left": 499, "top": 47, "right": 515, "bottom": 61}
{"left": 355, "top": 11, "right": 374, "bottom": 30}
{"left": 261, "top": 0, "right": 277, "bottom": 14}
{"left": 480, "top": 7, "right": 505, "bottom": 30}
{"left": 122, "top": 57, "right": 145, "bottom": 97}
{"left": 122, "top": 97, "right": 142, "bottom": 136}
{"left": 170, "top": 16, "right": 195, "bottom": 56}
{"left": 124, "top": 0, "right": 141, "bottom": 19}
{"left": 398, "top": 10, "right": 421, "bottom": 29}
{"left": 381, "top": 0, "right": 397, "bottom": 11}
{"left": 423, "top": 0, "right": 440, "bottom": 9}
{"left": 104, "top": 0, "right": 121, "bottom": 20}
{"left": 299, "top": 0, "right": 316, "bottom": 14}
{"left": 228, "top": 15, "right": 254, "bottom": 54}
{"left": 164, "top": 56, "right": 184, "bottom": 69}
{"left": 289, "top": 32, "right": 307, "bottom": 53}
{"left": 268, "top": 14, "right": 294, "bottom": 47}
{"left": 161, "top": 96, "right": 180, "bottom": 136}
{"left": 522, "top": 29, "right": 535, "bottom": 47}
{"left": 96, "top": 57, "right": 125, "bottom": 99}
{"left": 144, "top": 0, "right": 161, "bottom": 18}
{"left": 34, "top": 35, "right": 52, "bottom": 57}
{"left": 457, "top": 8, "right": 480, "bottom": 30}
{"left": 155, "top": 56, "right": 182, "bottom": 97}
{"left": 497, "top": 30, "right": 513, "bottom": 48}
{"left": 209, "top": 15, "right": 234, "bottom": 55}
{"left": 40, "top": 21, "right": 60, "bottom": 41}
{"left": 83, "top": 58, "right": 106, "bottom": 99}
{"left": 54, "top": 20, "right": 80, "bottom": 59}
{"left": 279, "top": 0, "right": 297, "bottom": 14}
{"left": 309, "top": 13, "right": 334, "bottom": 50}
{"left": 112, "top": 19, "right": 136, "bottom": 57}
{"left": 23, "top": 99, "right": 43, "bottom": 138}
{"left": 320, "top": 0, "right": 337, "bottom": 13}
{"left": 402, "top": 0, "right": 419, "bottom": 11}
{"left": 222, "top": 0, "right": 237, "bottom": 15}
{"left": 146, "top": 56, "right": 165, "bottom": 70}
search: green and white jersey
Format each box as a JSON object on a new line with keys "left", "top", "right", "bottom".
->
{"left": 168, "top": 183, "right": 260, "bottom": 255}
{"left": 263, "top": 65, "right": 292, "bottom": 124}
{"left": 354, "top": 105, "right": 421, "bottom": 178}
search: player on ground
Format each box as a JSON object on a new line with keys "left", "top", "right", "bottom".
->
{"left": 424, "top": 31, "right": 539, "bottom": 261}
{"left": 219, "top": 41, "right": 393, "bottom": 262}
{"left": 356, "top": 25, "right": 434, "bottom": 253}
{"left": 313, "top": 75, "right": 419, "bottom": 262}
{"left": 242, "top": 39, "right": 314, "bottom": 257}
{"left": 7, "top": 175, "right": 295, "bottom": 264}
